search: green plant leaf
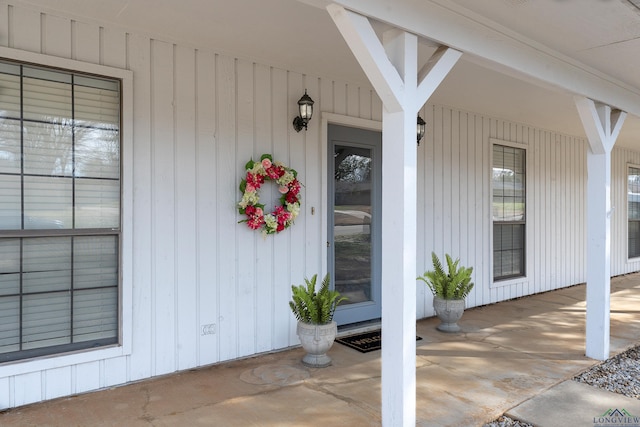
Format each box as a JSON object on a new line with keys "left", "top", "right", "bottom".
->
{"left": 288, "top": 273, "right": 347, "bottom": 324}
{"left": 417, "top": 252, "right": 474, "bottom": 300}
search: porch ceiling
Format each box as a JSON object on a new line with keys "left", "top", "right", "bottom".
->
{"left": 17, "top": 0, "right": 640, "bottom": 149}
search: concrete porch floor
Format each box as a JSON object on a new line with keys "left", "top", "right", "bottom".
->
{"left": 2, "top": 274, "right": 639, "bottom": 426}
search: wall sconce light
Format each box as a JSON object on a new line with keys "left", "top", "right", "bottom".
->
{"left": 417, "top": 115, "right": 426, "bottom": 146}
{"left": 293, "top": 90, "right": 314, "bottom": 132}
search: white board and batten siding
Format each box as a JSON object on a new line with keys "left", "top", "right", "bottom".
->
{"left": 1, "top": 0, "right": 639, "bottom": 411}
{"left": 417, "top": 105, "right": 590, "bottom": 318}
{"left": 0, "top": 1, "right": 385, "bottom": 409}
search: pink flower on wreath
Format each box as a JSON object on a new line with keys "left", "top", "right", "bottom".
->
{"left": 247, "top": 215, "right": 265, "bottom": 230}
{"left": 278, "top": 186, "right": 288, "bottom": 194}
{"left": 244, "top": 205, "right": 265, "bottom": 229}
{"left": 288, "top": 179, "right": 301, "bottom": 195}
{"left": 265, "top": 165, "right": 283, "bottom": 180}
{"left": 261, "top": 158, "right": 272, "bottom": 169}
{"left": 284, "top": 179, "right": 301, "bottom": 204}
{"left": 246, "top": 172, "right": 264, "bottom": 190}
{"left": 285, "top": 192, "right": 298, "bottom": 204}
{"left": 273, "top": 206, "right": 292, "bottom": 225}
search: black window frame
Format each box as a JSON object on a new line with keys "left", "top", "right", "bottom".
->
{"left": 0, "top": 58, "right": 122, "bottom": 363}
{"left": 628, "top": 165, "right": 640, "bottom": 259}
{"left": 492, "top": 143, "right": 526, "bottom": 282}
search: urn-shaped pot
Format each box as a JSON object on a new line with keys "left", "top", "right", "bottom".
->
{"left": 433, "top": 296, "right": 465, "bottom": 332}
{"left": 296, "top": 321, "right": 337, "bottom": 367}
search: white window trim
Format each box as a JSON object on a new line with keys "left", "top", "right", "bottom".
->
{"left": 490, "top": 138, "right": 531, "bottom": 289}
{"left": 0, "top": 46, "right": 133, "bottom": 377}
{"left": 626, "top": 162, "right": 640, "bottom": 262}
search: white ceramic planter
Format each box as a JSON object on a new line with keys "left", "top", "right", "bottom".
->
{"left": 296, "top": 320, "right": 337, "bottom": 367}
{"left": 433, "top": 296, "right": 465, "bottom": 332}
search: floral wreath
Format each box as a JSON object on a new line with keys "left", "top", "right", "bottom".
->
{"left": 238, "top": 154, "right": 302, "bottom": 235}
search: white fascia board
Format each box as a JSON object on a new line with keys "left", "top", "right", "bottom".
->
{"left": 328, "top": 0, "right": 640, "bottom": 118}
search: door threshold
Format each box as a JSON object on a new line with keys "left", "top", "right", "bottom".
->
{"left": 337, "top": 318, "right": 381, "bottom": 337}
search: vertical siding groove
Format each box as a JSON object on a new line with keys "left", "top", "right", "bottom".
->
{"left": 194, "top": 49, "right": 202, "bottom": 366}
{"left": 416, "top": 105, "right": 592, "bottom": 313}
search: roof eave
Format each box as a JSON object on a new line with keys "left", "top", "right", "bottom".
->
{"left": 318, "top": 0, "right": 640, "bottom": 117}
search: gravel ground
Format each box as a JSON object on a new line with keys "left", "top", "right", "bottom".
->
{"left": 573, "top": 344, "right": 640, "bottom": 398}
{"left": 483, "top": 415, "right": 533, "bottom": 427}
{"left": 483, "top": 344, "right": 640, "bottom": 427}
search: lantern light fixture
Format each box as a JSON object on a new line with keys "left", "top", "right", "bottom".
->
{"left": 293, "top": 90, "right": 314, "bottom": 132}
{"left": 417, "top": 115, "right": 426, "bottom": 146}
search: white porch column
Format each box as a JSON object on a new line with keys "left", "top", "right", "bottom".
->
{"left": 328, "top": 4, "right": 460, "bottom": 425}
{"left": 575, "top": 97, "right": 626, "bottom": 360}
{"left": 380, "top": 29, "right": 419, "bottom": 426}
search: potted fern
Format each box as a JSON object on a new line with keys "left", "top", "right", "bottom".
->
{"left": 417, "top": 252, "right": 474, "bottom": 332}
{"left": 289, "top": 273, "right": 346, "bottom": 367}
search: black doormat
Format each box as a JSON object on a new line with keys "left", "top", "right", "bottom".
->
{"left": 335, "top": 329, "right": 422, "bottom": 353}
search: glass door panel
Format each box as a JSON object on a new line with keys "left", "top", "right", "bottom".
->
{"left": 334, "top": 148, "right": 373, "bottom": 305}
{"left": 328, "top": 124, "right": 381, "bottom": 326}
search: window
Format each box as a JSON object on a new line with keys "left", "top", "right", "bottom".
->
{"left": 492, "top": 144, "right": 526, "bottom": 281}
{"left": 0, "top": 60, "right": 121, "bottom": 363}
{"left": 628, "top": 166, "right": 640, "bottom": 258}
